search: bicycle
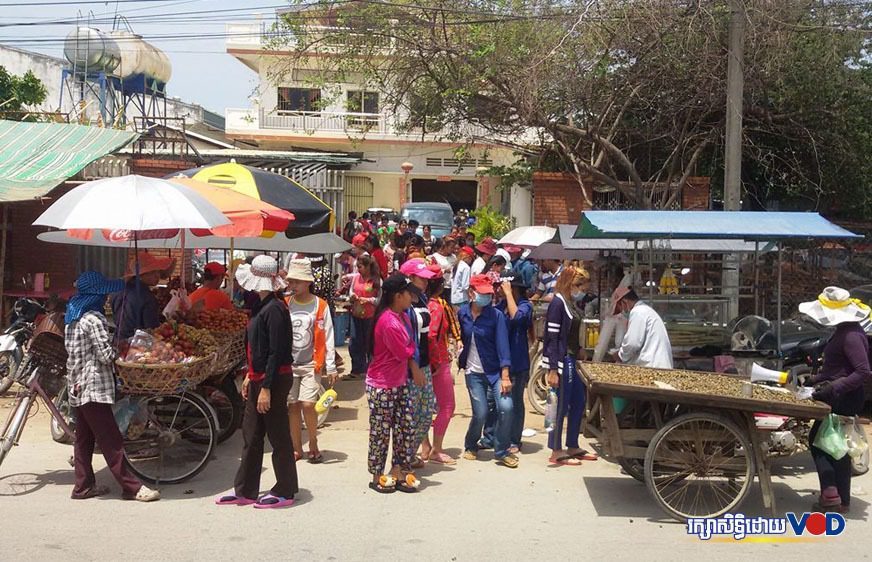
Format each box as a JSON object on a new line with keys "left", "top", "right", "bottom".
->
{"left": 1, "top": 332, "right": 217, "bottom": 485}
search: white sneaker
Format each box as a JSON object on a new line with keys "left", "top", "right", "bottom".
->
{"left": 134, "top": 485, "right": 161, "bottom": 502}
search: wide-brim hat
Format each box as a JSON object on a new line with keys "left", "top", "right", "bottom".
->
{"left": 285, "top": 258, "right": 315, "bottom": 282}
{"left": 475, "top": 237, "right": 498, "bottom": 256}
{"left": 235, "top": 255, "right": 287, "bottom": 292}
{"left": 610, "top": 286, "right": 632, "bottom": 316}
{"left": 124, "top": 253, "right": 175, "bottom": 279}
{"left": 799, "top": 286, "right": 871, "bottom": 326}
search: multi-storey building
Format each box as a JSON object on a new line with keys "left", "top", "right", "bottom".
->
{"left": 224, "top": 10, "right": 532, "bottom": 224}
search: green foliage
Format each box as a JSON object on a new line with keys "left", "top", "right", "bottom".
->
{"left": 469, "top": 206, "right": 511, "bottom": 241}
{"left": 0, "top": 67, "right": 47, "bottom": 112}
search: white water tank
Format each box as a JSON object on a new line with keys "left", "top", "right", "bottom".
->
{"left": 63, "top": 27, "right": 121, "bottom": 73}
{"left": 109, "top": 30, "right": 172, "bottom": 84}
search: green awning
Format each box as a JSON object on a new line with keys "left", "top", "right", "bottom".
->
{"left": 0, "top": 120, "right": 138, "bottom": 202}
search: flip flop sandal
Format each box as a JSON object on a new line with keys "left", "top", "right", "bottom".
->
{"left": 308, "top": 451, "right": 324, "bottom": 464}
{"left": 253, "top": 494, "right": 295, "bottom": 509}
{"left": 429, "top": 453, "right": 456, "bottom": 465}
{"left": 396, "top": 472, "right": 420, "bottom": 493}
{"left": 215, "top": 494, "right": 256, "bottom": 506}
{"left": 368, "top": 475, "right": 397, "bottom": 494}
{"left": 569, "top": 450, "right": 599, "bottom": 461}
{"left": 410, "top": 456, "right": 426, "bottom": 469}
{"left": 72, "top": 485, "right": 110, "bottom": 500}
{"left": 551, "top": 456, "right": 583, "bottom": 466}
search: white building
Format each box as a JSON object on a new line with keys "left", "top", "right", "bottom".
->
{"left": 224, "top": 11, "right": 532, "bottom": 224}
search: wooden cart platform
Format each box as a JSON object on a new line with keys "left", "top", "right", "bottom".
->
{"left": 580, "top": 363, "right": 830, "bottom": 521}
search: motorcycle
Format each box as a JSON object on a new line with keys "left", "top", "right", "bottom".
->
{"left": 0, "top": 298, "right": 44, "bottom": 394}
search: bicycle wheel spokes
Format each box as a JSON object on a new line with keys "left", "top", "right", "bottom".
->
{"left": 645, "top": 413, "right": 754, "bottom": 521}
{"left": 123, "top": 393, "right": 215, "bottom": 485}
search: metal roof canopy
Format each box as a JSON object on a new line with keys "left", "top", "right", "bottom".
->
{"left": 556, "top": 225, "right": 771, "bottom": 252}
{"left": 574, "top": 211, "right": 861, "bottom": 241}
{"left": 0, "top": 120, "right": 138, "bottom": 202}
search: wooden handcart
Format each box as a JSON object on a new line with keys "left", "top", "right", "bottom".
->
{"left": 581, "top": 363, "right": 830, "bottom": 522}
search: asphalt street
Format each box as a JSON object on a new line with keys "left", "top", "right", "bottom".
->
{"left": 0, "top": 355, "right": 869, "bottom": 561}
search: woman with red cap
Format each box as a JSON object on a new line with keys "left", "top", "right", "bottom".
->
{"left": 427, "top": 263, "right": 460, "bottom": 464}
{"left": 189, "top": 262, "right": 233, "bottom": 311}
{"left": 471, "top": 237, "right": 497, "bottom": 276}
{"left": 457, "top": 274, "right": 516, "bottom": 468}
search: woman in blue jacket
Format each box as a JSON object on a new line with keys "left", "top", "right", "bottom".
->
{"left": 543, "top": 265, "right": 597, "bottom": 466}
{"left": 457, "top": 274, "right": 517, "bottom": 468}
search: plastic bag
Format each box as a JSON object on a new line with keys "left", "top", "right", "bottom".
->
{"left": 162, "top": 288, "right": 192, "bottom": 319}
{"left": 845, "top": 417, "right": 869, "bottom": 460}
{"left": 544, "top": 388, "right": 558, "bottom": 432}
{"left": 122, "top": 330, "right": 156, "bottom": 362}
{"left": 112, "top": 397, "right": 135, "bottom": 435}
{"left": 813, "top": 414, "right": 849, "bottom": 460}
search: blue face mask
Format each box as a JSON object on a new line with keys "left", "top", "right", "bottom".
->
{"left": 474, "top": 292, "right": 493, "bottom": 307}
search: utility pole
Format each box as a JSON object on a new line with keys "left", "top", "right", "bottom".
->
{"left": 723, "top": 0, "right": 745, "bottom": 321}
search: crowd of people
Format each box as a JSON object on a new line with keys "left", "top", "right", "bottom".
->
{"left": 58, "top": 208, "right": 870, "bottom": 511}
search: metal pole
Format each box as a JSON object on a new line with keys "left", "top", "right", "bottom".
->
{"left": 0, "top": 205, "right": 7, "bottom": 322}
{"left": 722, "top": 0, "right": 745, "bottom": 321}
{"left": 648, "top": 242, "right": 655, "bottom": 300}
{"left": 753, "top": 241, "right": 759, "bottom": 316}
{"left": 776, "top": 243, "right": 783, "bottom": 368}
{"left": 633, "top": 240, "right": 638, "bottom": 289}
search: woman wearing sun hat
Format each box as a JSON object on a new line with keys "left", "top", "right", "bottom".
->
{"left": 284, "top": 259, "right": 337, "bottom": 464}
{"left": 111, "top": 253, "right": 175, "bottom": 340}
{"left": 65, "top": 271, "right": 160, "bottom": 502}
{"left": 217, "top": 255, "right": 298, "bottom": 509}
{"left": 799, "top": 286, "right": 871, "bottom": 513}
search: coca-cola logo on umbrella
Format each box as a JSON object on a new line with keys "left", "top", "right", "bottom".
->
{"left": 103, "top": 229, "right": 180, "bottom": 242}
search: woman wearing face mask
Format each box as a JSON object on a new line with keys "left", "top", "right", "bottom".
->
{"left": 457, "top": 275, "right": 516, "bottom": 468}
{"left": 544, "top": 265, "right": 598, "bottom": 466}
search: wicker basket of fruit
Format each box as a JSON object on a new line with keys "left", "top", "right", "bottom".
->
{"left": 115, "top": 321, "right": 220, "bottom": 394}
{"left": 116, "top": 353, "right": 217, "bottom": 395}
{"left": 191, "top": 309, "right": 249, "bottom": 377}
{"left": 212, "top": 330, "right": 246, "bottom": 376}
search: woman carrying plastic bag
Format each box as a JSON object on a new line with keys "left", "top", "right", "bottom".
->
{"left": 799, "top": 287, "right": 872, "bottom": 513}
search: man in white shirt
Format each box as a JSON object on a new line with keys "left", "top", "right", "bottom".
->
{"left": 613, "top": 287, "right": 673, "bottom": 369}
{"left": 451, "top": 246, "right": 475, "bottom": 305}
{"left": 432, "top": 237, "right": 458, "bottom": 300}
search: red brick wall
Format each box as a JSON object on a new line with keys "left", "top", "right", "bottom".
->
{"left": 6, "top": 195, "right": 79, "bottom": 293}
{"left": 532, "top": 172, "right": 593, "bottom": 226}
{"left": 532, "top": 172, "right": 712, "bottom": 225}
{"left": 129, "top": 158, "right": 196, "bottom": 178}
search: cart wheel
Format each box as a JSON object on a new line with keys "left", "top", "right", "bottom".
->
{"left": 196, "top": 377, "right": 243, "bottom": 444}
{"left": 644, "top": 412, "right": 755, "bottom": 522}
{"left": 616, "top": 401, "right": 682, "bottom": 484}
{"left": 618, "top": 457, "right": 646, "bottom": 482}
{"left": 123, "top": 392, "right": 216, "bottom": 485}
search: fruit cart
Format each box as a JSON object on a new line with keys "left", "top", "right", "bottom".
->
{"left": 580, "top": 362, "right": 830, "bottom": 522}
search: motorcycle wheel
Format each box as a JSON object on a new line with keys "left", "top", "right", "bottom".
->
{"left": 526, "top": 354, "right": 548, "bottom": 416}
{"left": 198, "top": 376, "right": 243, "bottom": 444}
{"left": 51, "top": 385, "right": 75, "bottom": 444}
{"left": 0, "top": 351, "right": 18, "bottom": 394}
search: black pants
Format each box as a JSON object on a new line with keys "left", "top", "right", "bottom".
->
{"left": 234, "top": 375, "right": 298, "bottom": 500}
{"left": 808, "top": 388, "right": 865, "bottom": 506}
{"left": 349, "top": 316, "right": 374, "bottom": 375}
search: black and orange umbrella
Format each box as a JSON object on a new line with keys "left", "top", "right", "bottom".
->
{"left": 173, "top": 162, "right": 334, "bottom": 237}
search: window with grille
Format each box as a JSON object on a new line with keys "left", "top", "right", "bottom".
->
{"left": 277, "top": 87, "right": 322, "bottom": 112}
{"left": 346, "top": 90, "right": 379, "bottom": 114}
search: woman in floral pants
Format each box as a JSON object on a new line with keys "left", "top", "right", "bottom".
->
{"left": 365, "top": 274, "right": 426, "bottom": 493}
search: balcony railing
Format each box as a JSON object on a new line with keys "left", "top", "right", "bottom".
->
{"left": 227, "top": 22, "right": 393, "bottom": 51}
{"left": 262, "top": 109, "right": 389, "bottom": 134}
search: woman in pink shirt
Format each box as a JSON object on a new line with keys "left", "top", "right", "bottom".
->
{"left": 366, "top": 274, "right": 425, "bottom": 493}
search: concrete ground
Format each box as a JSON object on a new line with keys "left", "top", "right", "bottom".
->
{"left": 0, "top": 348, "right": 869, "bottom": 561}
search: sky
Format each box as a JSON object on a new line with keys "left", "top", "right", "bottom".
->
{"left": 0, "top": 0, "right": 279, "bottom": 113}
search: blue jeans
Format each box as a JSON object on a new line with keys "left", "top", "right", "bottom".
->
{"left": 482, "top": 370, "right": 528, "bottom": 449}
{"left": 464, "top": 372, "right": 513, "bottom": 458}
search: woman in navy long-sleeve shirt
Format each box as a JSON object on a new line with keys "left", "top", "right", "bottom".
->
{"left": 457, "top": 274, "right": 516, "bottom": 468}
{"left": 543, "top": 265, "right": 597, "bottom": 466}
{"left": 799, "top": 287, "right": 872, "bottom": 512}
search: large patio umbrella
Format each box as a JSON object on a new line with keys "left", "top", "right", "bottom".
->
{"left": 33, "top": 175, "right": 230, "bottom": 231}
{"left": 173, "top": 162, "right": 334, "bottom": 237}
{"left": 498, "top": 226, "right": 557, "bottom": 249}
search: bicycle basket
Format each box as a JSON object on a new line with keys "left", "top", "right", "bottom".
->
{"left": 18, "top": 332, "right": 68, "bottom": 397}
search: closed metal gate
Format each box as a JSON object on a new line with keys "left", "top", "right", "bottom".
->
{"left": 344, "top": 175, "right": 374, "bottom": 215}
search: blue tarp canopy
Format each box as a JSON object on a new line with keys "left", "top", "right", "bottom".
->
{"left": 573, "top": 211, "right": 861, "bottom": 241}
